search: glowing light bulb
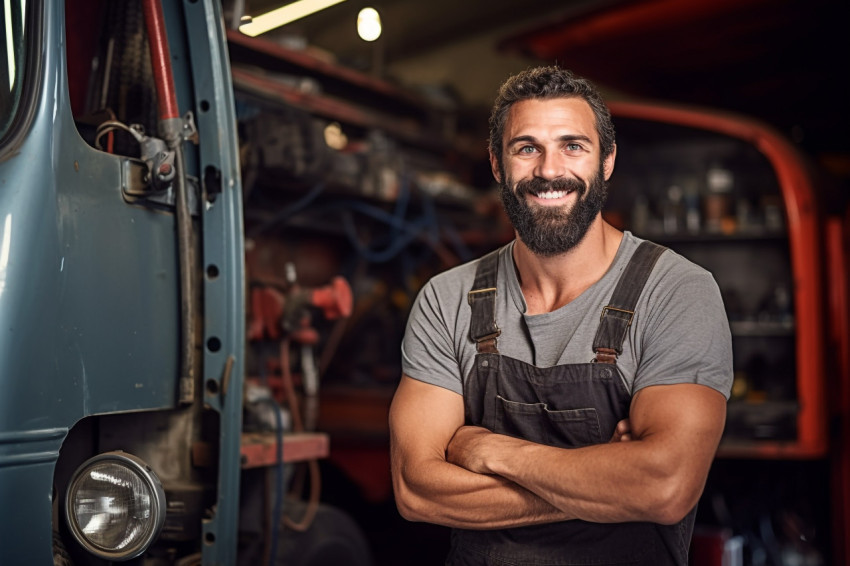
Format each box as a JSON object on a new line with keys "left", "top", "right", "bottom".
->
{"left": 357, "top": 7, "right": 381, "bottom": 42}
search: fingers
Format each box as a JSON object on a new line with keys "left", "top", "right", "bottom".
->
{"left": 610, "top": 418, "right": 633, "bottom": 442}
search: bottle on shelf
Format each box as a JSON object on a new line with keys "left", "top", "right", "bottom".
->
{"left": 704, "top": 162, "right": 735, "bottom": 234}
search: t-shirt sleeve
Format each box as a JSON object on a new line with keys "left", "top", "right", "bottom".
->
{"left": 401, "top": 280, "right": 464, "bottom": 395}
{"left": 633, "top": 266, "right": 734, "bottom": 399}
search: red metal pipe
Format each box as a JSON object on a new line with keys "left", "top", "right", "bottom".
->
{"left": 825, "top": 217, "right": 850, "bottom": 564}
{"left": 609, "top": 100, "right": 828, "bottom": 459}
{"left": 504, "top": 0, "right": 774, "bottom": 60}
{"left": 142, "top": 0, "right": 195, "bottom": 406}
{"left": 142, "top": 0, "right": 180, "bottom": 121}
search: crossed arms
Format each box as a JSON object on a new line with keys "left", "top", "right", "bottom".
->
{"left": 389, "top": 374, "right": 727, "bottom": 530}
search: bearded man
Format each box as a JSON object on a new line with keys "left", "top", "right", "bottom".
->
{"left": 389, "top": 66, "right": 733, "bottom": 565}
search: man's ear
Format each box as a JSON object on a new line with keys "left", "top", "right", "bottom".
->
{"left": 603, "top": 143, "right": 617, "bottom": 181}
{"left": 489, "top": 151, "right": 502, "bottom": 183}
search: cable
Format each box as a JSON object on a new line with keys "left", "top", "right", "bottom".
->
{"left": 248, "top": 181, "right": 327, "bottom": 237}
{"left": 278, "top": 339, "right": 321, "bottom": 533}
{"left": 93, "top": 120, "right": 144, "bottom": 151}
{"left": 250, "top": 395, "right": 285, "bottom": 566}
{"left": 439, "top": 222, "right": 474, "bottom": 263}
{"left": 341, "top": 209, "right": 429, "bottom": 263}
{"left": 249, "top": 175, "right": 471, "bottom": 266}
{"left": 268, "top": 394, "right": 284, "bottom": 566}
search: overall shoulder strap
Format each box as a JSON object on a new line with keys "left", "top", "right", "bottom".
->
{"left": 593, "top": 241, "right": 668, "bottom": 364}
{"left": 467, "top": 248, "right": 501, "bottom": 354}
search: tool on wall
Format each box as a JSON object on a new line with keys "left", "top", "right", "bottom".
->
{"left": 247, "top": 264, "right": 353, "bottom": 541}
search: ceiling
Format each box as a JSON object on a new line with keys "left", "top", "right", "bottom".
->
{"left": 229, "top": 0, "right": 850, "bottom": 178}
{"left": 230, "top": 0, "right": 608, "bottom": 108}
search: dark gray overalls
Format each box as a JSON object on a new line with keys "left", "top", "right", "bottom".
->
{"left": 447, "top": 242, "right": 696, "bottom": 566}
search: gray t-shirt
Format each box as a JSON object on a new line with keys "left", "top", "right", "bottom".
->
{"left": 402, "top": 232, "right": 733, "bottom": 399}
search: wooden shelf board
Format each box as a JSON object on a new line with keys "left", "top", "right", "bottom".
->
{"left": 240, "top": 431, "right": 329, "bottom": 468}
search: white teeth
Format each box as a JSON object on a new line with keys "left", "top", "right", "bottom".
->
{"left": 537, "top": 190, "right": 569, "bottom": 199}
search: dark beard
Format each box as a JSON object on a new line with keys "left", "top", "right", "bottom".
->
{"left": 499, "top": 169, "right": 608, "bottom": 257}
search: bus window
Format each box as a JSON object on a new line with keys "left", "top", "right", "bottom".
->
{"left": 0, "top": 0, "right": 27, "bottom": 140}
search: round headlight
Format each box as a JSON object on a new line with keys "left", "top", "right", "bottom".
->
{"left": 65, "top": 452, "right": 166, "bottom": 561}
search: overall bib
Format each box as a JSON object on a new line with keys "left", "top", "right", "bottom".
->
{"left": 447, "top": 242, "right": 696, "bottom": 566}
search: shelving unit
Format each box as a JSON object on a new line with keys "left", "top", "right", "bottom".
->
{"left": 226, "top": 28, "right": 476, "bottom": 170}
{"left": 226, "top": 29, "right": 495, "bottom": 262}
{"left": 227, "top": 30, "right": 500, "bottom": 530}
{"left": 606, "top": 101, "right": 828, "bottom": 459}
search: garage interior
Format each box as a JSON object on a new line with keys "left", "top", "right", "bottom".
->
{"left": 61, "top": 0, "right": 849, "bottom": 564}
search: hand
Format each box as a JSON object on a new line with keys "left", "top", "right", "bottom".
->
{"left": 610, "top": 418, "right": 632, "bottom": 442}
{"left": 446, "top": 425, "right": 496, "bottom": 474}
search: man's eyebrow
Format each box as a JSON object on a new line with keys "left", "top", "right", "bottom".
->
{"left": 558, "top": 134, "right": 593, "bottom": 144}
{"left": 506, "top": 135, "right": 538, "bottom": 147}
{"left": 506, "top": 134, "right": 594, "bottom": 147}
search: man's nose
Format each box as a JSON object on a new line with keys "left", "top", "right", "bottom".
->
{"left": 534, "top": 150, "right": 566, "bottom": 180}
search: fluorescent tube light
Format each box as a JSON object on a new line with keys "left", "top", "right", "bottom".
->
{"left": 239, "top": 0, "right": 348, "bottom": 37}
{"left": 4, "top": 0, "right": 15, "bottom": 89}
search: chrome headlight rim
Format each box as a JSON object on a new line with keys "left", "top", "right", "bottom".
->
{"left": 64, "top": 451, "right": 166, "bottom": 561}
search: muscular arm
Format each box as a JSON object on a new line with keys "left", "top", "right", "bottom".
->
{"left": 389, "top": 374, "right": 574, "bottom": 529}
{"left": 447, "top": 383, "right": 726, "bottom": 525}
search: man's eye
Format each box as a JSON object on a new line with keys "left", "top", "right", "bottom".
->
{"left": 566, "top": 143, "right": 582, "bottom": 151}
{"left": 518, "top": 146, "right": 536, "bottom": 154}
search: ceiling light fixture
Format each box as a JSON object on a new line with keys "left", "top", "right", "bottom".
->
{"left": 357, "top": 7, "right": 381, "bottom": 42}
{"left": 239, "top": 0, "right": 348, "bottom": 37}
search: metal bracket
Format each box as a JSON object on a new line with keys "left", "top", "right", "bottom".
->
{"left": 180, "top": 111, "right": 199, "bottom": 145}
{"left": 118, "top": 111, "right": 201, "bottom": 213}
{"left": 121, "top": 158, "right": 200, "bottom": 216}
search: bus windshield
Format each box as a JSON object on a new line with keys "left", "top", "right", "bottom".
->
{"left": 0, "top": 0, "right": 28, "bottom": 140}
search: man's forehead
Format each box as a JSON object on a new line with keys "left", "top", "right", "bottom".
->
{"left": 504, "top": 97, "right": 598, "bottom": 141}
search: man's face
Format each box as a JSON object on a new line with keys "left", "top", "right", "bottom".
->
{"left": 492, "top": 98, "right": 615, "bottom": 256}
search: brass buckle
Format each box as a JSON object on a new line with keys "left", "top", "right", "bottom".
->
{"left": 476, "top": 330, "right": 501, "bottom": 342}
{"left": 467, "top": 287, "right": 497, "bottom": 305}
{"left": 600, "top": 306, "right": 635, "bottom": 327}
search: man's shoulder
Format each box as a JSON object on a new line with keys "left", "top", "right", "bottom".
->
{"left": 657, "top": 247, "right": 715, "bottom": 284}
{"left": 623, "top": 235, "right": 721, "bottom": 307}
{"left": 623, "top": 232, "right": 714, "bottom": 284}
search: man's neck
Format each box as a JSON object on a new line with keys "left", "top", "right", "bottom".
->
{"left": 513, "top": 218, "right": 623, "bottom": 315}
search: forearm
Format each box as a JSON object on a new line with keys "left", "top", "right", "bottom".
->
{"left": 449, "top": 386, "right": 726, "bottom": 525}
{"left": 486, "top": 436, "right": 686, "bottom": 524}
{"left": 389, "top": 375, "right": 574, "bottom": 529}
{"left": 392, "top": 447, "right": 573, "bottom": 529}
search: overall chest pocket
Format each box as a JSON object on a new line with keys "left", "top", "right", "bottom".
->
{"left": 494, "top": 395, "right": 604, "bottom": 448}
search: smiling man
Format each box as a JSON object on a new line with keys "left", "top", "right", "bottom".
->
{"left": 390, "top": 66, "right": 733, "bottom": 565}
{"left": 497, "top": 97, "right": 611, "bottom": 259}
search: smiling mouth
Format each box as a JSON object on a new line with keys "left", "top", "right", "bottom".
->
{"left": 531, "top": 188, "right": 575, "bottom": 200}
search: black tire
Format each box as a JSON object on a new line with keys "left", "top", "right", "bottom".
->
{"left": 52, "top": 531, "right": 74, "bottom": 566}
{"left": 276, "top": 500, "right": 374, "bottom": 566}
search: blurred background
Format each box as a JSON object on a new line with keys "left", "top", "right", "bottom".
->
{"left": 215, "top": 0, "right": 850, "bottom": 564}
{"left": 97, "top": 0, "right": 849, "bottom": 564}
